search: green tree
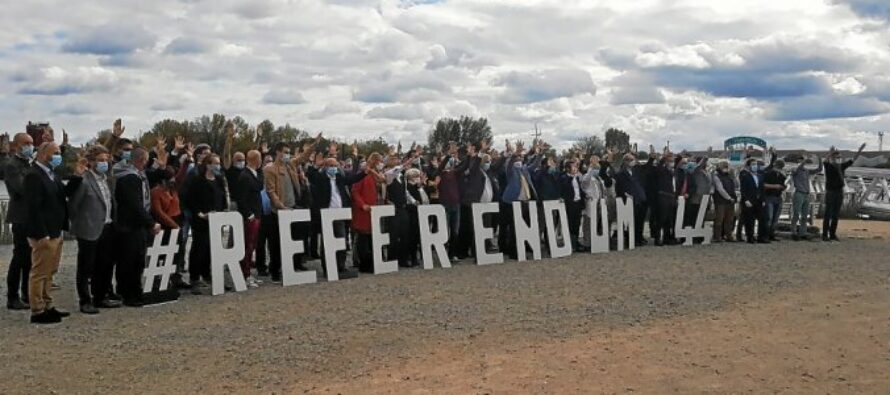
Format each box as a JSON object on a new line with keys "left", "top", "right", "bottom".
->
{"left": 604, "top": 128, "right": 631, "bottom": 153}
{"left": 569, "top": 135, "right": 605, "bottom": 157}
{"left": 427, "top": 116, "right": 492, "bottom": 151}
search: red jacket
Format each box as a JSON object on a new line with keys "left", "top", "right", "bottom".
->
{"left": 351, "top": 174, "right": 379, "bottom": 233}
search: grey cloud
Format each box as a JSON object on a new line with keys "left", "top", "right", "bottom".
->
{"left": 262, "top": 88, "right": 306, "bottom": 105}
{"left": 365, "top": 104, "right": 425, "bottom": 121}
{"left": 836, "top": 0, "right": 890, "bottom": 21}
{"left": 492, "top": 69, "right": 596, "bottom": 104}
{"left": 16, "top": 67, "right": 119, "bottom": 96}
{"left": 766, "top": 95, "right": 890, "bottom": 121}
{"left": 164, "top": 37, "right": 212, "bottom": 54}
{"left": 61, "top": 25, "right": 156, "bottom": 55}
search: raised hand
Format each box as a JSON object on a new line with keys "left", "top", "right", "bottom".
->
{"left": 858, "top": 142, "right": 867, "bottom": 152}
{"left": 113, "top": 119, "right": 125, "bottom": 137}
{"left": 328, "top": 141, "right": 339, "bottom": 156}
{"left": 73, "top": 151, "right": 87, "bottom": 176}
{"left": 186, "top": 142, "right": 195, "bottom": 157}
{"left": 156, "top": 137, "right": 168, "bottom": 167}
{"left": 352, "top": 142, "right": 359, "bottom": 157}
{"left": 41, "top": 128, "right": 54, "bottom": 143}
{"left": 261, "top": 142, "right": 269, "bottom": 154}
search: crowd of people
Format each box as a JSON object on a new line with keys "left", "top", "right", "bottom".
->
{"left": 1, "top": 119, "right": 868, "bottom": 324}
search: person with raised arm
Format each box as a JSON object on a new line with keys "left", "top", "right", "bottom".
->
{"left": 789, "top": 153, "right": 823, "bottom": 240}
{"left": 821, "top": 143, "right": 866, "bottom": 241}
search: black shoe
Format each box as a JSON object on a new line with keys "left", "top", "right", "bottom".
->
{"left": 47, "top": 307, "right": 70, "bottom": 318}
{"left": 122, "top": 299, "right": 144, "bottom": 307}
{"left": 757, "top": 239, "right": 771, "bottom": 244}
{"left": 822, "top": 235, "right": 830, "bottom": 242}
{"left": 257, "top": 268, "right": 269, "bottom": 277}
{"left": 80, "top": 303, "right": 100, "bottom": 315}
{"left": 294, "top": 264, "right": 309, "bottom": 272}
{"left": 829, "top": 235, "right": 840, "bottom": 242}
{"left": 791, "top": 234, "right": 800, "bottom": 241}
{"left": 7, "top": 298, "right": 29, "bottom": 310}
{"left": 108, "top": 293, "right": 123, "bottom": 301}
{"left": 747, "top": 239, "right": 756, "bottom": 244}
{"left": 95, "top": 299, "right": 122, "bottom": 308}
{"left": 31, "top": 311, "right": 62, "bottom": 324}
{"left": 654, "top": 240, "right": 664, "bottom": 247}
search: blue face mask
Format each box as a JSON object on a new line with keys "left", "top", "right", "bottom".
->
{"left": 548, "top": 167, "right": 558, "bottom": 175}
{"left": 95, "top": 161, "right": 109, "bottom": 174}
{"left": 750, "top": 165, "right": 760, "bottom": 173}
{"left": 20, "top": 145, "right": 34, "bottom": 158}
{"left": 234, "top": 161, "right": 245, "bottom": 169}
{"left": 210, "top": 164, "right": 222, "bottom": 174}
{"left": 282, "top": 154, "right": 291, "bottom": 163}
{"left": 188, "top": 162, "right": 195, "bottom": 171}
{"left": 326, "top": 167, "right": 339, "bottom": 177}
{"left": 121, "top": 150, "right": 132, "bottom": 162}
{"left": 482, "top": 162, "right": 491, "bottom": 171}
{"left": 50, "top": 154, "right": 63, "bottom": 169}
{"left": 685, "top": 163, "right": 695, "bottom": 172}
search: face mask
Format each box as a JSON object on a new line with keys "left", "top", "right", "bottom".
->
{"left": 121, "top": 150, "right": 132, "bottom": 162}
{"left": 326, "top": 167, "right": 338, "bottom": 177}
{"left": 482, "top": 162, "right": 491, "bottom": 171}
{"left": 281, "top": 154, "right": 291, "bottom": 163}
{"left": 20, "top": 145, "right": 34, "bottom": 158}
{"left": 234, "top": 161, "right": 245, "bottom": 169}
{"left": 210, "top": 164, "right": 222, "bottom": 174}
{"left": 95, "top": 161, "right": 109, "bottom": 174}
{"left": 750, "top": 165, "right": 759, "bottom": 172}
{"left": 685, "top": 163, "right": 695, "bottom": 171}
{"left": 548, "top": 167, "right": 558, "bottom": 175}
{"left": 50, "top": 154, "right": 63, "bottom": 169}
{"left": 376, "top": 163, "right": 384, "bottom": 171}
{"left": 513, "top": 161, "right": 523, "bottom": 169}
{"left": 188, "top": 162, "right": 195, "bottom": 171}
{"left": 626, "top": 161, "right": 636, "bottom": 168}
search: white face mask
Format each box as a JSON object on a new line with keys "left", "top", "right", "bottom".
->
{"left": 376, "top": 163, "right": 384, "bottom": 171}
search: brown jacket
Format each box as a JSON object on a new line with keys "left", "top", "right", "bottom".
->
{"left": 263, "top": 161, "right": 309, "bottom": 210}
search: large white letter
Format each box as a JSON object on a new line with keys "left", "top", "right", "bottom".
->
{"left": 586, "top": 199, "right": 610, "bottom": 254}
{"left": 472, "top": 202, "right": 503, "bottom": 265}
{"left": 542, "top": 200, "right": 573, "bottom": 259}
{"left": 615, "top": 197, "right": 636, "bottom": 251}
{"left": 512, "top": 201, "right": 541, "bottom": 262}
{"left": 277, "top": 209, "right": 317, "bottom": 286}
{"left": 321, "top": 208, "right": 352, "bottom": 281}
{"left": 209, "top": 212, "right": 248, "bottom": 296}
{"left": 371, "top": 205, "right": 398, "bottom": 275}
{"left": 674, "top": 195, "right": 713, "bottom": 246}
{"left": 417, "top": 204, "right": 451, "bottom": 269}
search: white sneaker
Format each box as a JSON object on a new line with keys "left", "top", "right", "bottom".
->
{"left": 247, "top": 277, "right": 259, "bottom": 288}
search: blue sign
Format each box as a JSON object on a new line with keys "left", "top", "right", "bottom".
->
{"left": 724, "top": 136, "right": 767, "bottom": 149}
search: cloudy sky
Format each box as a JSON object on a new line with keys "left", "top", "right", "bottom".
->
{"left": 1, "top": 0, "right": 889, "bottom": 150}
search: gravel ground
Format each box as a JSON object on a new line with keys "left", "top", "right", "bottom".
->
{"left": 0, "top": 221, "right": 889, "bottom": 394}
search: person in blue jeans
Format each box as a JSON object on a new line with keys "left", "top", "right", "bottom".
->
{"left": 790, "top": 155, "right": 822, "bottom": 240}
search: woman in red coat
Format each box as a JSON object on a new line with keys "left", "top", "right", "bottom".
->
{"left": 352, "top": 153, "right": 384, "bottom": 272}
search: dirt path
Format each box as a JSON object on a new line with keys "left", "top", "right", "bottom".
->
{"left": 0, "top": 220, "right": 888, "bottom": 394}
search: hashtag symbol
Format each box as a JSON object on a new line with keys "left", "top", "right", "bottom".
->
{"left": 143, "top": 229, "right": 180, "bottom": 293}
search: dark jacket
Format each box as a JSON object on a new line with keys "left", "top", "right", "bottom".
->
{"left": 25, "top": 163, "right": 75, "bottom": 239}
{"left": 307, "top": 163, "right": 363, "bottom": 209}
{"left": 739, "top": 170, "right": 764, "bottom": 203}
{"left": 558, "top": 173, "right": 586, "bottom": 202}
{"left": 183, "top": 175, "right": 227, "bottom": 219}
{"left": 533, "top": 167, "right": 561, "bottom": 201}
{"left": 3, "top": 154, "right": 32, "bottom": 224}
{"left": 614, "top": 166, "right": 646, "bottom": 203}
{"left": 236, "top": 168, "right": 264, "bottom": 220}
{"left": 114, "top": 167, "right": 159, "bottom": 233}
{"left": 823, "top": 160, "right": 852, "bottom": 191}
{"left": 654, "top": 161, "right": 680, "bottom": 197}
{"left": 461, "top": 155, "right": 504, "bottom": 204}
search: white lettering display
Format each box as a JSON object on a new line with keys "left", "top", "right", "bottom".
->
{"left": 674, "top": 195, "right": 713, "bottom": 246}
{"left": 143, "top": 229, "right": 180, "bottom": 293}
{"left": 277, "top": 209, "right": 316, "bottom": 287}
{"left": 321, "top": 208, "right": 352, "bottom": 281}
{"left": 615, "top": 197, "right": 635, "bottom": 251}
{"left": 472, "top": 202, "right": 503, "bottom": 265}
{"left": 586, "top": 198, "right": 610, "bottom": 254}
{"left": 417, "top": 204, "right": 451, "bottom": 270}
{"left": 512, "top": 201, "right": 541, "bottom": 262}
{"left": 542, "top": 200, "right": 572, "bottom": 259}
{"left": 371, "top": 205, "right": 398, "bottom": 275}
{"left": 209, "top": 212, "right": 248, "bottom": 295}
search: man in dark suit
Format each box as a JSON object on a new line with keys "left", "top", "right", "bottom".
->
{"left": 25, "top": 142, "right": 77, "bottom": 324}
{"left": 558, "top": 160, "right": 586, "bottom": 252}
{"left": 614, "top": 153, "right": 647, "bottom": 246}
{"left": 739, "top": 158, "right": 768, "bottom": 244}
{"left": 237, "top": 150, "right": 264, "bottom": 287}
{"left": 113, "top": 147, "right": 163, "bottom": 306}
{"left": 652, "top": 153, "right": 682, "bottom": 246}
{"left": 3, "top": 133, "right": 34, "bottom": 310}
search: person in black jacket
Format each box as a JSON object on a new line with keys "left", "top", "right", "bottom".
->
{"left": 614, "top": 153, "right": 648, "bottom": 246}
{"left": 3, "top": 133, "right": 34, "bottom": 310}
{"left": 237, "top": 150, "right": 264, "bottom": 288}
{"left": 24, "top": 142, "right": 78, "bottom": 323}
{"left": 738, "top": 158, "right": 768, "bottom": 244}
{"left": 183, "top": 154, "right": 227, "bottom": 294}
{"left": 455, "top": 141, "right": 503, "bottom": 259}
{"left": 558, "top": 159, "right": 586, "bottom": 252}
{"left": 113, "top": 147, "right": 163, "bottom": 306}
{"left": 822, "top": 143, "right": 866, "bottom": 241}
{"left": 307, "top": 153, "right": 364, "bottom": 275}
{"left": 652, "top": 152, "right": 681, "bottom": 246}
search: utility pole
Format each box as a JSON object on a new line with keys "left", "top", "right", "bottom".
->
{"left": 531, "top": 123, "right": 542, "bottom": 146}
